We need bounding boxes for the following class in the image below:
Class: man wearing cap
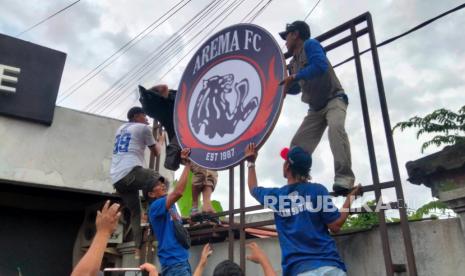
[279,20,355,195]
[245,143,361,276]
[144,148,192,276]
[110,106,165,257]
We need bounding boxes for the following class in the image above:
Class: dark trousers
[114,166,159,248]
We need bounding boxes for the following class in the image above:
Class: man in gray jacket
[280,20,355,195]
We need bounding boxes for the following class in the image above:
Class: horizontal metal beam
[323,28,369,52]
[315,12,369,43]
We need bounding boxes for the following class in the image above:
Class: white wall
[0,106,173,194]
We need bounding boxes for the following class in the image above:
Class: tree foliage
[342,200,449,231]
[393,105,465,152]
[342,200,379,231]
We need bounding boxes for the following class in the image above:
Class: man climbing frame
[110,106,165,259]
[280,20,355,195]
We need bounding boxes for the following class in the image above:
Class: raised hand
[245,143,258,163]
[96,200,121,236]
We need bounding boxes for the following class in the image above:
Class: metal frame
[195,12,417,275]
[147,12,417,276]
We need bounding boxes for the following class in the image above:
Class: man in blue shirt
[279,21,355,196]
[245,143,361,276]
[144,148,192,276]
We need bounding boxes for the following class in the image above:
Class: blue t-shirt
[252,182,346,276]
[148,196,189,267]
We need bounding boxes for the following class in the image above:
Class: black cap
[127,106,145,121]
[279,21,311,40]
[143,174,166,200]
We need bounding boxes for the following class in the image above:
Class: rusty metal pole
[366,13,418,276]
[239,162,246,272]
[228,167,235,261]
[350,24,394,276]
[145,119,160,264]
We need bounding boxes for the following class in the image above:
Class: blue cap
[280,146,312,174]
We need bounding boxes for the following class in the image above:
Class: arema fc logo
[174,24,285,170]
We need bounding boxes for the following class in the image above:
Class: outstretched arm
[245,143,258,194]
[193,243,213,276]
[165,148,191,209]
[71,201,121,276]
[247,242,276,276]
[327,184,362,233]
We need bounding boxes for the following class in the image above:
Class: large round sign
[174,23,285,170]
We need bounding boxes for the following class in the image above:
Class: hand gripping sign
[174,24,285,170]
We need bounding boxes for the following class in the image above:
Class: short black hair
[127,106,145,121]
[213,260,244,276]
[287,160,310,180]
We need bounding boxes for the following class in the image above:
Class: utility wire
[156,0,258,83]
[58,0,192,104]
[107,0,271,116]
[249,0,274,23]
[304,0,322,21]
[142,0,247,87]
[94,0,227,114]
[17,0,81,37]
[280,0,322,52]
[87,0,224,113]
[107,0,238,102]
[58,0,187,101]
[241,0,267,22]
[332,2,465,69]
[105,0,250,115]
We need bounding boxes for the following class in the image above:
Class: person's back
[110,106,163,257]
[253,182,345,275]
[246,144,361,276]
[111,122,154,183]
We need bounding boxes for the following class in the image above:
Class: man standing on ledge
[110,106,165,258]
[245,143,361,276]
[280,20,355,195]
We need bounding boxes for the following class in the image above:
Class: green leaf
[393,105,465,152]
[211,200,224,219]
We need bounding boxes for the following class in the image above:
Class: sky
[1,0,464,213]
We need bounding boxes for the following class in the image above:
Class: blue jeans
[297,266,347,276]
[161,261,192,276]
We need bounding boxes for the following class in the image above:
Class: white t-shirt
[110,122,156,184]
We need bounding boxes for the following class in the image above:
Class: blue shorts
[297,266,347,276]
[161,261,192,276]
